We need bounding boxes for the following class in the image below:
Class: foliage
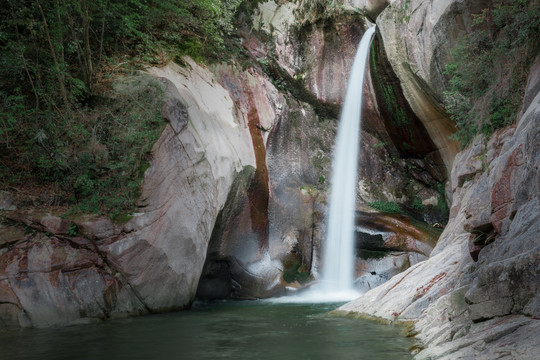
[368,200,401,214]
[1,76,165,217]
[0,0,241,108]
[411,196,425,211]
[67,222,78,236]
[66,81,165,217]
[0,0,242,216]
[443,0,540,147]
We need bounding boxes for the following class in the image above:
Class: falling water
[320,25,376,295]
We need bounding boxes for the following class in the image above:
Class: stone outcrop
[0,59,258,328]
[249,0,450,220]
[0,211,145,329]
[196,59,337,300]
[353,211,440,292]
[193,1,452,302]
[195,63,307,300]
[338,52,540,360]
[375,0,478,174]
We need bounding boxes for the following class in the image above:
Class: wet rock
[352,211,439,292]
[197,63,334,299]
[339,54,540,359]
[0,232,146,329]
[355,211,439,256]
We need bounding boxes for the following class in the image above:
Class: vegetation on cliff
[0,0,240,217]
[443,0,540,147]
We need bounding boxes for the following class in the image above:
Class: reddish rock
[39,215,71,235]
[242,32,267,60]
[491,144,524,234]
[80,217,117,240]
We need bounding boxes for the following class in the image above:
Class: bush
[1,78,166,217]
[368,200,402,214]
[411,196,425,211]
[0,0,243,217]
[443,0,540,147]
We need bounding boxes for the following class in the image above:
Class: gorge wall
[0,0,449,327]
[340,57,540,358]
[0,59,259,328]
[338,0,540,358]
[1,5,538,360]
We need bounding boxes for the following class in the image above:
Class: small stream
[0,301,412,360]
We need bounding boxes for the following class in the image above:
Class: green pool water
[0,301,413,360]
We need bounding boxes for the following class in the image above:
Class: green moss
[368,200,402,214]
[282,260,312,284]
[436,182,449,216]
[111,213,134,224]
[67,222,78,236]
[370,46,409,128]
[411,196,425,211]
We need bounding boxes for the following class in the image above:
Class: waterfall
[270,26,376,304]
[320,25,376,294]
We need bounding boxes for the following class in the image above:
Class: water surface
[0,301,412,360]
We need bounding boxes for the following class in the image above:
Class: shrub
[412,196,425,211]
[443,0,540,147]
[67,222,78,236]
[368,200,401,214]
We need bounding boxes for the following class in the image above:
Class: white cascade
[270,25,376,304]
[319,25,376,295]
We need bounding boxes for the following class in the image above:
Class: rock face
[338,45,540,360]
[376,0,474,174]
[0,59,258,328]
[1,2,458,326]
[353,211,440,292]
[0,211,146,329]
[196,58,338,300]
[6,0,525,336]
[102,61,255,311]
[194,1,452,302]
[250,0,449,218]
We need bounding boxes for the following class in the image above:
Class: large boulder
[0,212,145,329]
[353,211,440,292]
